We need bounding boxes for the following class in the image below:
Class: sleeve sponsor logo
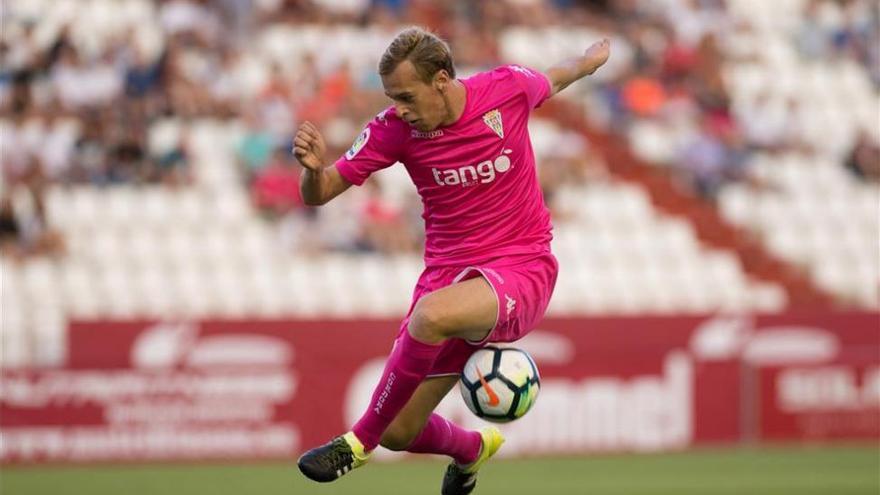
[345,127,371,160]
[509,65,536,78]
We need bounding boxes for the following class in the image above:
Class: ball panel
[513,382,540,418]
[520,349,541,383]
[474,377,515,416]
[458,379,478,415]
[480,413,515,424]
[499,349,538,384]
[461,348,498,384]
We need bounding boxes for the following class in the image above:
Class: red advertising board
[759,360,879,440]
[1,313,877,463]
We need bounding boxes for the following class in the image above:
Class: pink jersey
[335,65,553,267]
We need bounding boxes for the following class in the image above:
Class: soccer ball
[459,345,540,423]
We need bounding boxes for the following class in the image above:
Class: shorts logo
[505,295,516,317]
[345,127,370,160]
[483,268,504,285]
[483,109,504,139]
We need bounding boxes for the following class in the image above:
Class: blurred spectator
[844,132,880,183]
[737,92,786,151]
[159,0,222,39]
[795,0,880,85]
[296,60,357,127]
[796,0,829,60]
[147,112,192,186]
[69,111,109,183]
[107,125,149,184]
[237,110,277,176]
[678,114,751,199]
[621,73,666,117]
[51,45,122,111]
[207,46,248,117]
[124,44,164,99]
[1,0,877,260]
[357,178,419,255]
[0,184,65,260]
[311,0,370,21]
[0,194,23,258]
[38,112,79,181]
[250,149,303,218]
[256,62,297,143]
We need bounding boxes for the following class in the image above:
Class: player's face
[382,60,450,132]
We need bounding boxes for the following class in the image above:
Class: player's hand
[584,38,611,74]
[293,121,327,172]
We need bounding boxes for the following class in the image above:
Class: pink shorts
[395,251,559,377]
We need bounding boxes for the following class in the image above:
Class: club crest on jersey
[345,127,370,160]
[483,109,504,139]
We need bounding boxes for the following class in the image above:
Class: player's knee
[380,423,417,452]
[408,297,450,343]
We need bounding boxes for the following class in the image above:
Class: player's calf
[380,420,421,451]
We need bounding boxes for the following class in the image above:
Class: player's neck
[439,80,467,128]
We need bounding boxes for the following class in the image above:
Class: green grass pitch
[2,445,877,495]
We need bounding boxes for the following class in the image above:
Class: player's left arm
[544,38,611,97]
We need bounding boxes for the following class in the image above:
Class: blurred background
[1,0,878,494]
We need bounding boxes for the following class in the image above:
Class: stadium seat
[31,309,66,367]
[0,301,29,368]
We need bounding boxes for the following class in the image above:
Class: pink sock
[406,413,482,465]
[352,332,443,451]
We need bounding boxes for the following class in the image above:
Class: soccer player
[294,27,610,494]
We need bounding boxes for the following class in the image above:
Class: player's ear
[433,70,450,92]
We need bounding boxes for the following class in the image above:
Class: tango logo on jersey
[483,109,504,139]
[431,149,513,187]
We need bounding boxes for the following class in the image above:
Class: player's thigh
[409,276,497,343]
[382,375,459,450]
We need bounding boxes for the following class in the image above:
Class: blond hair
[379,27,455,82]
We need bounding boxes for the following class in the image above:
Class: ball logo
[432,149,513,187]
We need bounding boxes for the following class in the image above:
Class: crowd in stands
[1,0,877,259]
[606,0,878,198]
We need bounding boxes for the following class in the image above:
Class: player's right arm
[294,121,353,205]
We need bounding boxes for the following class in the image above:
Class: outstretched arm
[544,38,611,97]
[293,121,353,206]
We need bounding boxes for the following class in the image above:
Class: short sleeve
[335,110,404,186]
[505,65,552,109]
